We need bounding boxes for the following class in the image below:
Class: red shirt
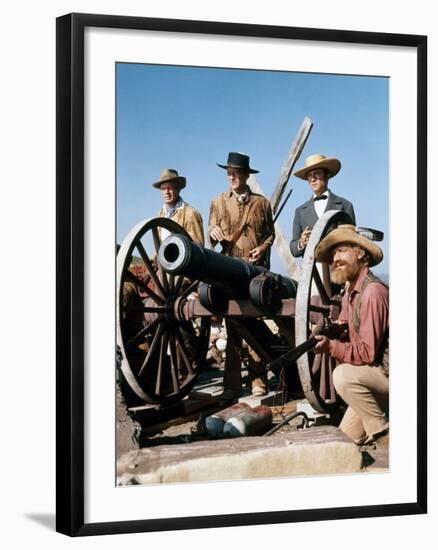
[330,267,389,365]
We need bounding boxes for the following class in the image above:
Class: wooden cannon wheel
[117,218,210,406]
[295,209,354,414]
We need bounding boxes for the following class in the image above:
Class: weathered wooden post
[269,116,314,215]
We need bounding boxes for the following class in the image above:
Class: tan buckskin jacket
[159,201,205,246]
[208,189,275,267]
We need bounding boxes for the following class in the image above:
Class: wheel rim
[295,209,353,413]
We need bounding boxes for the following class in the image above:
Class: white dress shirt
[313,189,330,218]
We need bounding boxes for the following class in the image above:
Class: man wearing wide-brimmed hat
[209,152,275,400]
[313,224,389,447]
[209,152,274,265]
[290,154,356,257]
[153,168,204,246]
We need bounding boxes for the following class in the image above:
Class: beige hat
[315,224,383,267]
[152,168,186,189]
[294,154,341,180]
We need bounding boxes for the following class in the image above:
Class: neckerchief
[163,196,184,218]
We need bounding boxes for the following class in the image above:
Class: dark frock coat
[290,191,356,257]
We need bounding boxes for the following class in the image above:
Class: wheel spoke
[125,269,165,305]
[154,331,169,396]
[175,328,194,375]
[319,353,328,400]
[173,275,184,296]
[136,240,166,298]
[126,316,161,349]
[152,226,170,294]
[168,273,175,293]
[329,357,337,402]
[138,321,165,376]
[180,279,199,300]
[321,263,332,299]
[151,225,161,254]
[312,352,322,375]
[168,333,180,394]
[312,264,331,305]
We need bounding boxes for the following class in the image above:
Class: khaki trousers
[333,363,389,445]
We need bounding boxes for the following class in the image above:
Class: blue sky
[116,63,389,276]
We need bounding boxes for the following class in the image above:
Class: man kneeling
[313,225,389,447]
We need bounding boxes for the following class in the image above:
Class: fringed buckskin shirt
[208,188,275,266]
[330,267,389,366]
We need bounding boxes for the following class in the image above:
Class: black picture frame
[56,12,427,537]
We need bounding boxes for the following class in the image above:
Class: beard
[330,262,360,285]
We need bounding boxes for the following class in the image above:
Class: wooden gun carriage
[117,209,354,415]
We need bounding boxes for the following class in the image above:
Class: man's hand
[314,334,332,354]
[209,225,226,243]
[248,245,263,264]
[299,226,312,250]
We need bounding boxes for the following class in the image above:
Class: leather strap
[222,199,255,256]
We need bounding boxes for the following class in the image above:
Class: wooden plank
[269,116,313,214]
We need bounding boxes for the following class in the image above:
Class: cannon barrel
[158,234,297,303]
[158,234,264,297]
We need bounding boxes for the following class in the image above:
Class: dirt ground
[119,362,388,472]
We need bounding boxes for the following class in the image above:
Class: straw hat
[294,154,341,180]
[152,169,186,189]
[315,224,383,267]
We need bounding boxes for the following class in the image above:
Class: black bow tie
[314,195,328,201]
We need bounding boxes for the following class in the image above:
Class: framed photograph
[56,12,427,536]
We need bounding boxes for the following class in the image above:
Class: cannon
[158,232,298,312]
[116,209,354,413]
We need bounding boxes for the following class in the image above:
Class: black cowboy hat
[217,152,259,174]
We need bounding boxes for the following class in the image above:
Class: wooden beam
[269,116,313,214]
